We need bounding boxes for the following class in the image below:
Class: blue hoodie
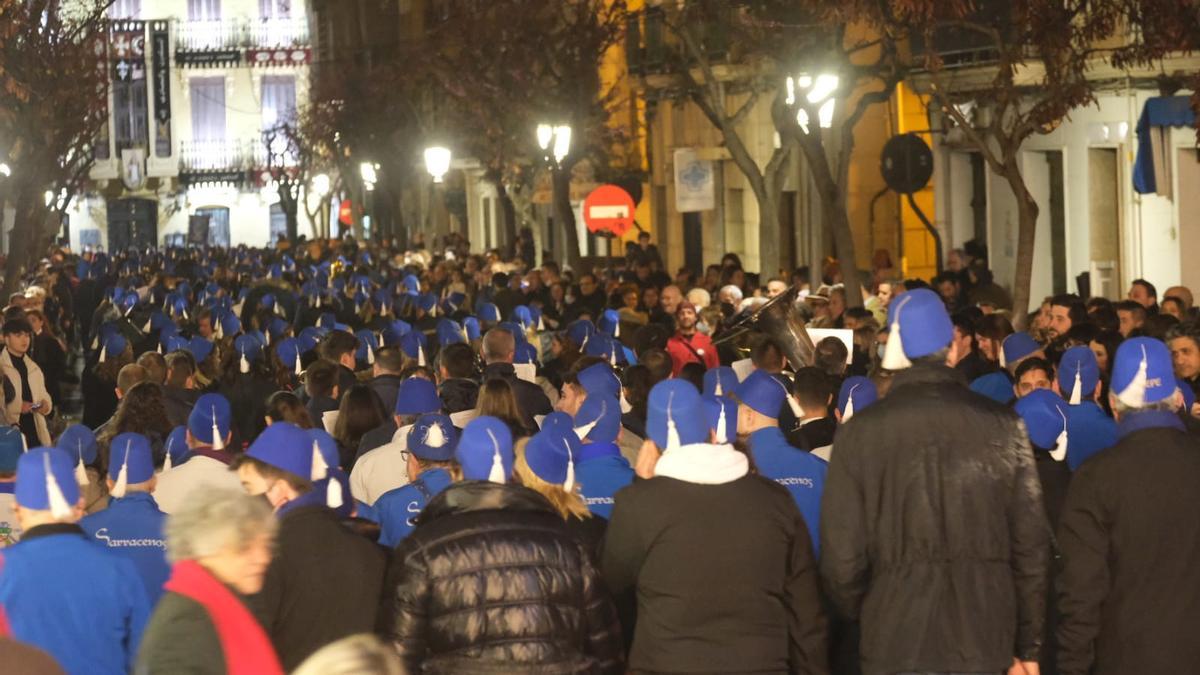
[747,426,827,554]
[575,442,634,520]
[79,492,169,607]
[0,524,150,675]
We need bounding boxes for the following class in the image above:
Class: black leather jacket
[382,481,624,674]
[820,364,1050,675]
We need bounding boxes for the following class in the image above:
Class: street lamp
[424,146,452,183]
[0,163,10,177]
[311,172,330,196]
[786,73,839,133]
[359,162,378,191]
[536,123,572,165]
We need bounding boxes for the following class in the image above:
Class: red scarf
[163,560,282,675]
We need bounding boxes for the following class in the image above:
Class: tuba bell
[714,285,815,371]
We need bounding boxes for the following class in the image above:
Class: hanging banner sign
[673,148,715,212]
[151,22,172,158]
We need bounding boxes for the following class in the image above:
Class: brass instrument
[713,286,815,371]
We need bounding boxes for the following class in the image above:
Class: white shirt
[350,424,413,506]
[154,454,243,514]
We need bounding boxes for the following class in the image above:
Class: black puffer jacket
[820,364,1050,675]
[382,481,623,674]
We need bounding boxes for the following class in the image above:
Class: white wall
[935,86,1193,313]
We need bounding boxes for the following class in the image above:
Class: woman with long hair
[474,378,529,439]
[513,431,605,560]
[974,313,1014,368]
[26,309,66,411]
[264,391,314,429]
[332,384,388,471]
[96,381,173,472]
[82,333,133,429]
[218,337,278,447]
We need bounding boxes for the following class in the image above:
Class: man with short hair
[373,414,459,547]
[949,312,991,382]
[481,327,552,432]
[1164,285,1194,314]
[786,367,837,453]
[666,302,718,376]
[1115,300,1147,337]
[236,422,386,670]
[1048,294,1087,343]
[0,447,150,674]
[1167,321,1200,400]
[93,364,151,439]
[437,342,480,415]
[154,393,241,514]
[368,345,406,414]
[766,278,789,298]
[1127,278,1158,311]
[161,350,199,427]
[1014,357,1055,399]
[319,330,360,396]
[135,351,167,385]
[650,284,683,330]
[1056,337,1200,674]
[79,432,169,605]
[821,288,1048,675]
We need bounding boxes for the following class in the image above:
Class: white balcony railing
[174,17,310,52]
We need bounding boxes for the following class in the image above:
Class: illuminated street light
[424,146,452,183]
[311,173,330,196]
[536,123,572,166]
[0,163,10,177]
[786,73,839,133]
[359,162,378,191]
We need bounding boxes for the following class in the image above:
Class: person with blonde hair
[137,488,281,674]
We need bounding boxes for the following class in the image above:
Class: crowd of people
[0,233,1196,675]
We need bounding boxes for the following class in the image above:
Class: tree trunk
[802,142,865,308]
[278,182,299,242]
[751,185,781,279]
[1005,164,1039,330]
[3,190,38,297]
[552,168,582,272]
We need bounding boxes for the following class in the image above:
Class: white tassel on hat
[779,379,804,418]
[666,392,682,451]
[182,308,189,320]
[562,437,576,492]
[714,380,723,397]
[881,295,914,371]
[715,401,728,444]
[74,441,89,486]
[142,317,152,333]
[417,344,426,367]
[239,350,250,374]
[1051,407,1069,462]
[619,391,633,414]
[210,406,226,451]
[486,429,506,484]
[156,342,163,354]
[1069,366,1083,405]
[20,431,27,453]
[366,343,376,366]
[614,322,620,338]
[999,345,1008,370]
[214,322,224,340]
[111,442,130,499]
[1117,345,1149,408]
[45,452,73,520]
[424,421,447,448]
[609,349,617,367]
[311,440,329,481]
[326,476,344,509]
[162,444,173,472]
[537,315,544,331]
[294,347,303,376]
[91,335,99,350]
[844,385,858,421]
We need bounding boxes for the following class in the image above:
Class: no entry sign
[583,184,635,237]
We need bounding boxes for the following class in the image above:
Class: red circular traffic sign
[583,184,635,237]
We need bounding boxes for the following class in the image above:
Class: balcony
[179,138,298,186]
[175,17,310,54]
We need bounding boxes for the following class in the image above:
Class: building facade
[58,0,312,251]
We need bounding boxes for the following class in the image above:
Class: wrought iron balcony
[174,17,310,53]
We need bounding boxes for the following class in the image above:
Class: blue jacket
[375,468,454,548]
[80,492,169,607]
[0,524,150,675]
[747,426,827,553]
[575,442,634,520]
[1066,401,1118,471]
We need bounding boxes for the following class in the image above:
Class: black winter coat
[602,472,828,674]
[820,364,1050,675]
[1055,418,1200,675]
[439,377,480,414]
[381,481,624,675]
[369,374,404,415]
[482,363,553,434]
[252,503,387,671]
[135,592,229,675]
